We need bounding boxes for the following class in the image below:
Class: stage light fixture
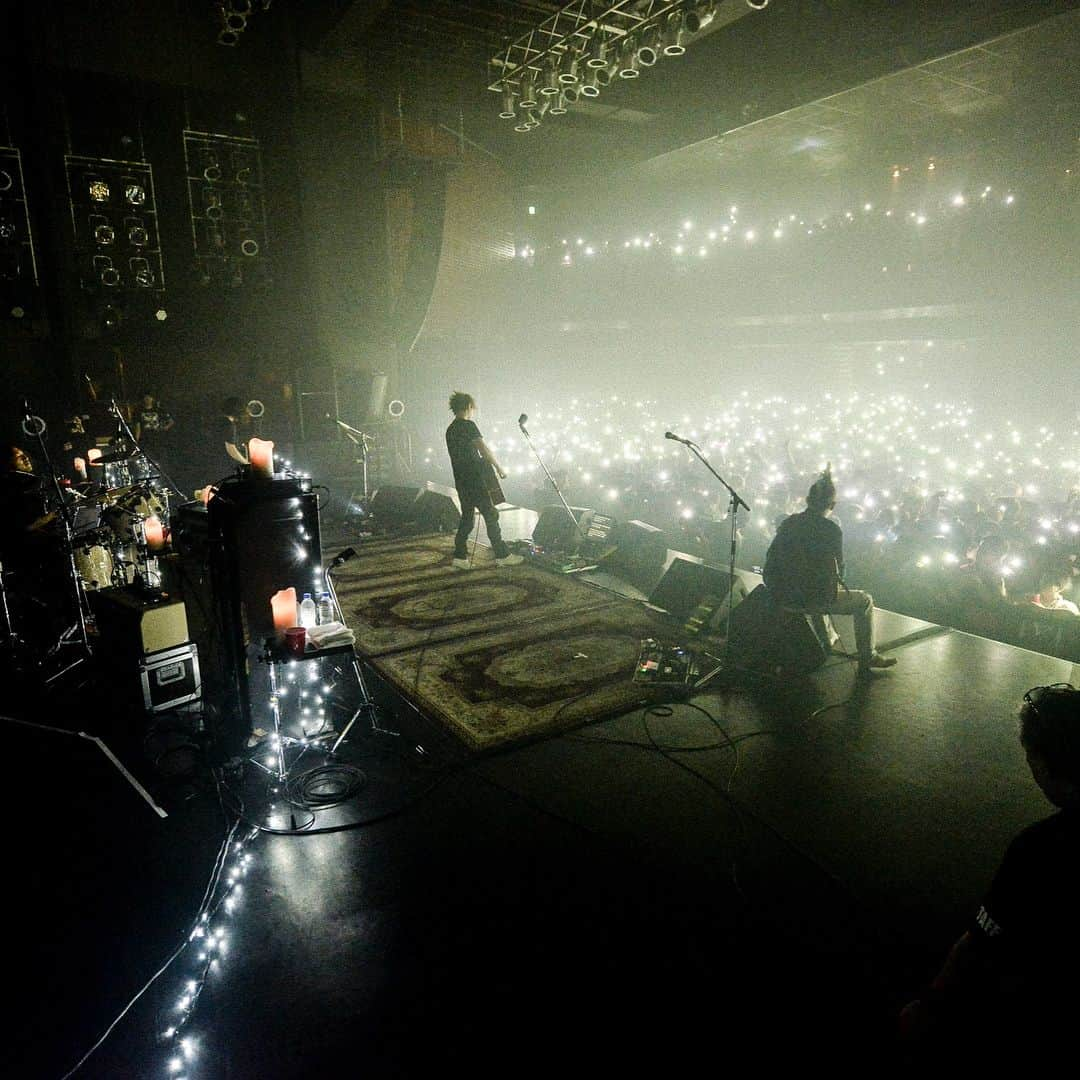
[558,53,580,84]
[637,26,661,67]
[499,89,516,119]
[88,179,110,203]
[93,223,116,245]
[562,84,580,104]
[0,170,14,192]
[595,61,616,87]
[124,182,147,205]
[240,237,260,257]
[549,92,568,116]
[514,119,531,133]
[217,28,240,46]
[618,39,641,79]
[580,71,601,97]
[746,0,769,9]
[519,76,538,109]
[686,3,717,32]
[541,57,560,95]
[662,12,687,56]
[586,34,608,69]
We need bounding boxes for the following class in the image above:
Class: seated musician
[763,465,897,674]
[445,392,522,569]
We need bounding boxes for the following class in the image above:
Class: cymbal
[28,512,57,532]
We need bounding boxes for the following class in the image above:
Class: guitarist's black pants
[455,489,510,560]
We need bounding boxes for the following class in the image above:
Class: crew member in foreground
[445,392,522,569]
[898,683,1079,1055]
[763,465,896,673]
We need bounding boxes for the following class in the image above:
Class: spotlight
[686,3,717,33]
[580,71,601,97]
[746,0,770,8]
[0,170,12,192]
[558,53,580,84]
[131,259,155,287]
[637,25,661,67]
[217,28,240,46]
[586,34,608,69]
[127,223,148,246]
[618,39,641,79]
[519,76,538,110]
[549,92,568,116]
[662,13,687,56]
[562,84,580,104]
[240,237,260,257]
[88,179,111,203]
[595,62,617,87]
[124,182,146,206]
[93,223,116,245]
[499,89,516,119]
[540,57,560,96]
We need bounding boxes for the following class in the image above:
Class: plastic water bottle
[317,591,334,625]
[299,592,317,630]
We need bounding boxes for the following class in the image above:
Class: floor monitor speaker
[369,485,422,529]
[414,484,461,532]
[531,505,595,553]
[648,556,743,622]
[602,519,668,588]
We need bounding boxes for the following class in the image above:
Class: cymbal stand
[22,405,92,683]
[108,397,185,503]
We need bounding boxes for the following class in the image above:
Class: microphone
[518,413,528,427]
[664,431,690,445]
[330,546,356,568]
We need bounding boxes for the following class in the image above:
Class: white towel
[306,621,356,650]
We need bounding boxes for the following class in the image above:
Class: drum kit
[2,401,177,685]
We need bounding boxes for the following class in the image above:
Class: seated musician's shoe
[495,553,524,567]
[858,652,897,674]
[452,557,472,570]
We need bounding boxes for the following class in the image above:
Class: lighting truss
[487,1,686,97]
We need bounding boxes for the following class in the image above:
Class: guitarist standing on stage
[446,391,523,569]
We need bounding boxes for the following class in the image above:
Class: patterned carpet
[333,534,676,750]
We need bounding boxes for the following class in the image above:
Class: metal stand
[518,416,588,550]
[21,405,93,685]
[107,396,184,505]
[663,433,752,691]
[324,558,397,747]
[335,418,374,521]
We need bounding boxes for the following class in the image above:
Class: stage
[9,521,1076,1076]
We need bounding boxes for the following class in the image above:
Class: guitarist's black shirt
[446,418,486,496]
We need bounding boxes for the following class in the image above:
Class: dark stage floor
[7,522,1076,1078]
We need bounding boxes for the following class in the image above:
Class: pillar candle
[195,485,217,506]
[73,457,87,480]
[270,587,298,642]
[87,448,102,464]
[248,438,275,478]
[144,514,166,551]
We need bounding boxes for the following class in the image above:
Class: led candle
[73,457,87,480]
[270,587,297,643]
[248,438,274,478]
[144,514,166,551]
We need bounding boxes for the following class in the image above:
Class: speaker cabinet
[602,519,668,588]
[648,557,742,622]
[414,483,461,532]
[90,586,190,660]
[369,485,422,530]
[531,505,596,553]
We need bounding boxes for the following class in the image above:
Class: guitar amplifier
[139,643,201,713]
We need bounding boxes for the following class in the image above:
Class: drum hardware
[19,401,93,684]
[105,395,185,507]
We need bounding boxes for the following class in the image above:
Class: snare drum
[74,532,115,591]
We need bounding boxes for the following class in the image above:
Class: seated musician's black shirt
[445,418,485,496]
[763,510,843,607]
[972,808,1078,983]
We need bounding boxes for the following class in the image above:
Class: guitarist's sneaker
[495,554,524,567]
[452,558,472,570]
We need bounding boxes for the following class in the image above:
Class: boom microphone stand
[108,397,184,502]
[663,431,751,689]
[518,413,588,550]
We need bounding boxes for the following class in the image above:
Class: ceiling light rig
[489,1,764,133]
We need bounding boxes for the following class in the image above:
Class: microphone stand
[518,418,588,551]
[335,418,374,516]
[668,434,751,690]
[108,398,184,502]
